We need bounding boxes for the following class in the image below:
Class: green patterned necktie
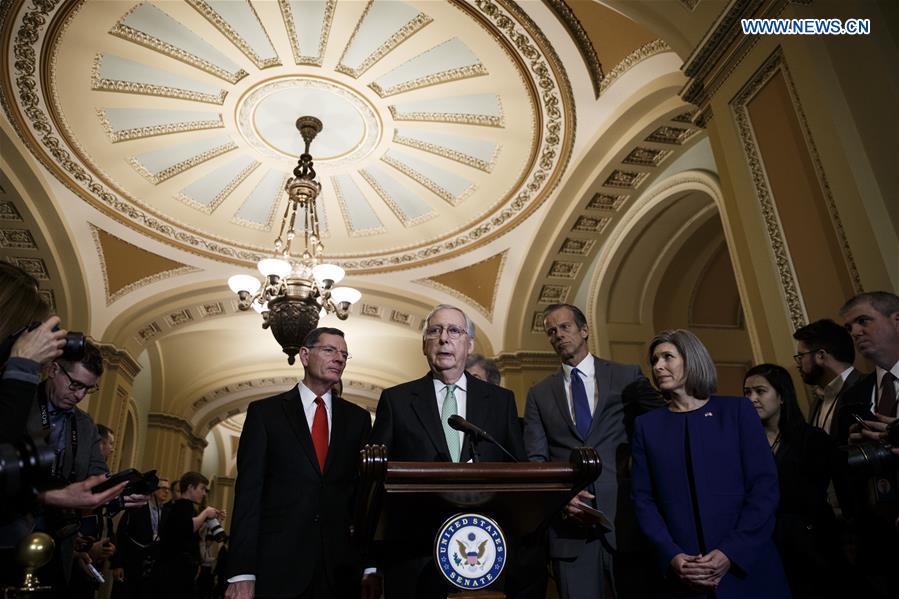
[442,383,460,462]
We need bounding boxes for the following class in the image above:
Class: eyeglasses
[792,349,819,364]
[424,325,468,340]
[55,362,99,394]
[308,345,351,360]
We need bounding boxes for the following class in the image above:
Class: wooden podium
[355,445,601,597]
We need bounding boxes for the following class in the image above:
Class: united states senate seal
[434,513,506,590]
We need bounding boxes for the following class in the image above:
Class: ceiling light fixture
[228,116,360,364]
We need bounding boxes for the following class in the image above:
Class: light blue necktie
[571,368,592,438]
[442,383,460,462]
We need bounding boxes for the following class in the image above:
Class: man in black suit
[837,291,899,599]
[523,304,662,599]
[792,318,862,440]
[111,477,171,599]
[369,304,525,598]
[226,327,372,599]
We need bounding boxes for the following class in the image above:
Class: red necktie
[311,397,328,471]
[877,372,897,417]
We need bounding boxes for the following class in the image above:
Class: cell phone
[91,468,141,494]
[852,413,876,431]
[79,514,100,539]
[86,563,105,584]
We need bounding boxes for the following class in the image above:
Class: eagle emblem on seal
[455,533,488,566]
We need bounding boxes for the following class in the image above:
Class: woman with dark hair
[743,363,848,599]
[0,261,67,443]
[631,330,789,598]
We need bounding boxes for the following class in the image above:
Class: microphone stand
[467,433,480,463]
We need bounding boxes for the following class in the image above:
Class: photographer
[154,472,225,599]
[838,291,899,599]
[112,477,171,599]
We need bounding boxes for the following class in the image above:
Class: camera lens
[61,332,85,362]
[0,436,55,500]
[847,441,898,475]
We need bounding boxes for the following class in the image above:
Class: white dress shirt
[561,353,598,421]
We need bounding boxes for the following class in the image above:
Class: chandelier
[227,116,360,364]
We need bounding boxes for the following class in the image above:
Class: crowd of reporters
[0,262,228,598]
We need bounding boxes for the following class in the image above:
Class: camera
[205,518,227,542]
[102,470,159,516]
[846,419,899,475]
[0,435,55,506]
[0,320,85,364]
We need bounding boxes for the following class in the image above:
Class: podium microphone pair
[447,415,519,462]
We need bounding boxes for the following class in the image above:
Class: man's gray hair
[648,329,717,399]
[466,353,500,385]
[839,291,899,318]
[422,304,476,340]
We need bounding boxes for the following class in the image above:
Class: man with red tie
[226,327,372,599]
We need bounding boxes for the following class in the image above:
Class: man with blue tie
[524,304,662,599]
[370,304,525,598]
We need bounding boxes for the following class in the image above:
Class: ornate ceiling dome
[3,0,574,272]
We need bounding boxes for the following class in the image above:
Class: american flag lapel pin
[704,411,713,417]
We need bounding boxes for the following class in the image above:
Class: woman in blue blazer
[631,329,790,598]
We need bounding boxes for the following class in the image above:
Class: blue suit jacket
[631,395,790,598]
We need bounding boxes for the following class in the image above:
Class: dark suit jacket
[25,384,107,582]
[523,355,662,556]
[631,396,790,598]
[368,372,525,597]
[227,386,372,597]
[808,367,864,441]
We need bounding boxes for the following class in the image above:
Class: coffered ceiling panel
[4,0,573,273]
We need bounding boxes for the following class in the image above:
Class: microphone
[447,415,519,462]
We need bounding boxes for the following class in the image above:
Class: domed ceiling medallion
[2,0,574,273]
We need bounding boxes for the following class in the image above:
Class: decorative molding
[544,0,603,98]
[0,228,37,249]
[97,109,223,143]
[186,0,280,70]
[193,376,296,410]
[681,0,797,123]
[623,147,672,167]
[731,48,806,328]
[38,289,56,313]
[646,126,699,145]
[679,0,700,10]
[175,160,260,215]
[134,322,162,344]
[336,2,433,78]
[331,177,386,238]
[599,39,671,95]
[548,260,581,279]
[97,342,141,380]
[0,202,23,221]
[538,284,569,304]
[129,143,237,185]
[147,412,207,449]
[91,54,226,105]
[603,170,648,189]
[5,256,49,279]
[371,63,488,98]
[278,0,335,66]
[587,193,628,211]
[388,105,504,128]
[109,5,248,84]
[393,132,498,173]
[89,224,198,306]
[731,48,861,326]
[360,303,382,318]
[559,238,595,255]
[572,215,611,234]
[416,250,508,320]
[359,169,436,227]
[382,155,474,207]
